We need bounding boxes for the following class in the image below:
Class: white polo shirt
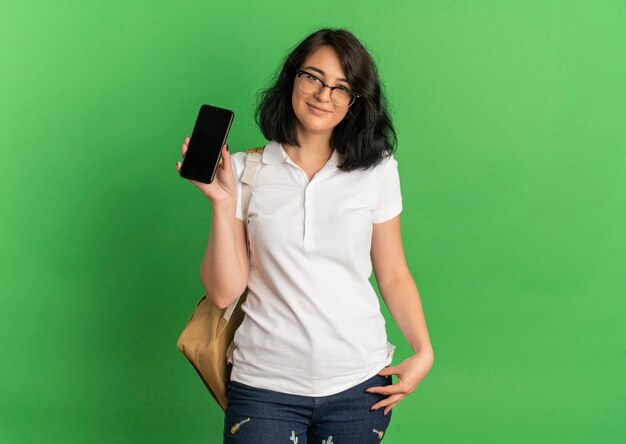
[227,140,403,396]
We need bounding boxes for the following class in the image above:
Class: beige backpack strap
[240,146,265,216]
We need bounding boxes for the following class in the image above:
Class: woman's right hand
[175,136,237,207]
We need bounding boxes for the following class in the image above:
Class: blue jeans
[223,373,393,443]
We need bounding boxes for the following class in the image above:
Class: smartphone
[179,104,234,184]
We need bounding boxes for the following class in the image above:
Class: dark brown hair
[255,28,397,171]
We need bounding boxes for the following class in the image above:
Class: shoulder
[229,151,247,180]
[230,150,247,165]
[365,153,399,179]
[229,145,267,180]
[382,153,399,168]
[229,145,266,163]
[230,150,248,163]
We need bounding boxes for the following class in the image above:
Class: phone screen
[179,104,234,184]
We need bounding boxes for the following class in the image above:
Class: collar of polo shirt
[262,141,340,170]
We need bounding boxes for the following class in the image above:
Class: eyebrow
[302,66,349,84]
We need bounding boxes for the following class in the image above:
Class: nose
[315,85,332,102]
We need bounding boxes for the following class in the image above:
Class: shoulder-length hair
[255,28,397,171]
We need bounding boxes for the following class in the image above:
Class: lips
[307,103,331,113]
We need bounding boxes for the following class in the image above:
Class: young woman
[176,28,433,443]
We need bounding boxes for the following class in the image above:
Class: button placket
[288,163,311,249]
[303,185,313,250]
[286,159,334,251]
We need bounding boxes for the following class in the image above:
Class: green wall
[1,1,624,442]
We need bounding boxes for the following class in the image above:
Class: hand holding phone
[175,105,237,206]
[180,104,234,184]
[177,137,237,206]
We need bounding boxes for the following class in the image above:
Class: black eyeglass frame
[295,69,362,107]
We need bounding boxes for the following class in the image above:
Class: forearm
[200,202,246,308]
[379,272,434,358]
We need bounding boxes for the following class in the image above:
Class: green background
[1,1,624,442]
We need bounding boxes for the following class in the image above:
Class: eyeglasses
[296,69,360,108]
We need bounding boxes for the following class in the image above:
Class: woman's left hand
[366,350,434,415]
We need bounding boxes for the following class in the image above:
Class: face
[291,45,353,136]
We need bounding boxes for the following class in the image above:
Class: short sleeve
[372,155,403,223]
[230,152,246,221]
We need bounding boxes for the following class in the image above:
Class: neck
[283,124,333,165]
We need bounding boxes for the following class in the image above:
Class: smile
[307,103,331,115]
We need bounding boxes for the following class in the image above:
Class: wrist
[211,198,237,221]
[412,343,434,360]
[416,349,434,368]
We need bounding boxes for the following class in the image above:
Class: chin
[296,112,339,133]
[299,120,336,134]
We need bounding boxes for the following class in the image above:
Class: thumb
[378,365,395,376]
[220,144,232,172]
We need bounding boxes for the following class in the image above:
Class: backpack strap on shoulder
[246,146,265,155]
[240,146,265,215]
[241,146,265,186]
